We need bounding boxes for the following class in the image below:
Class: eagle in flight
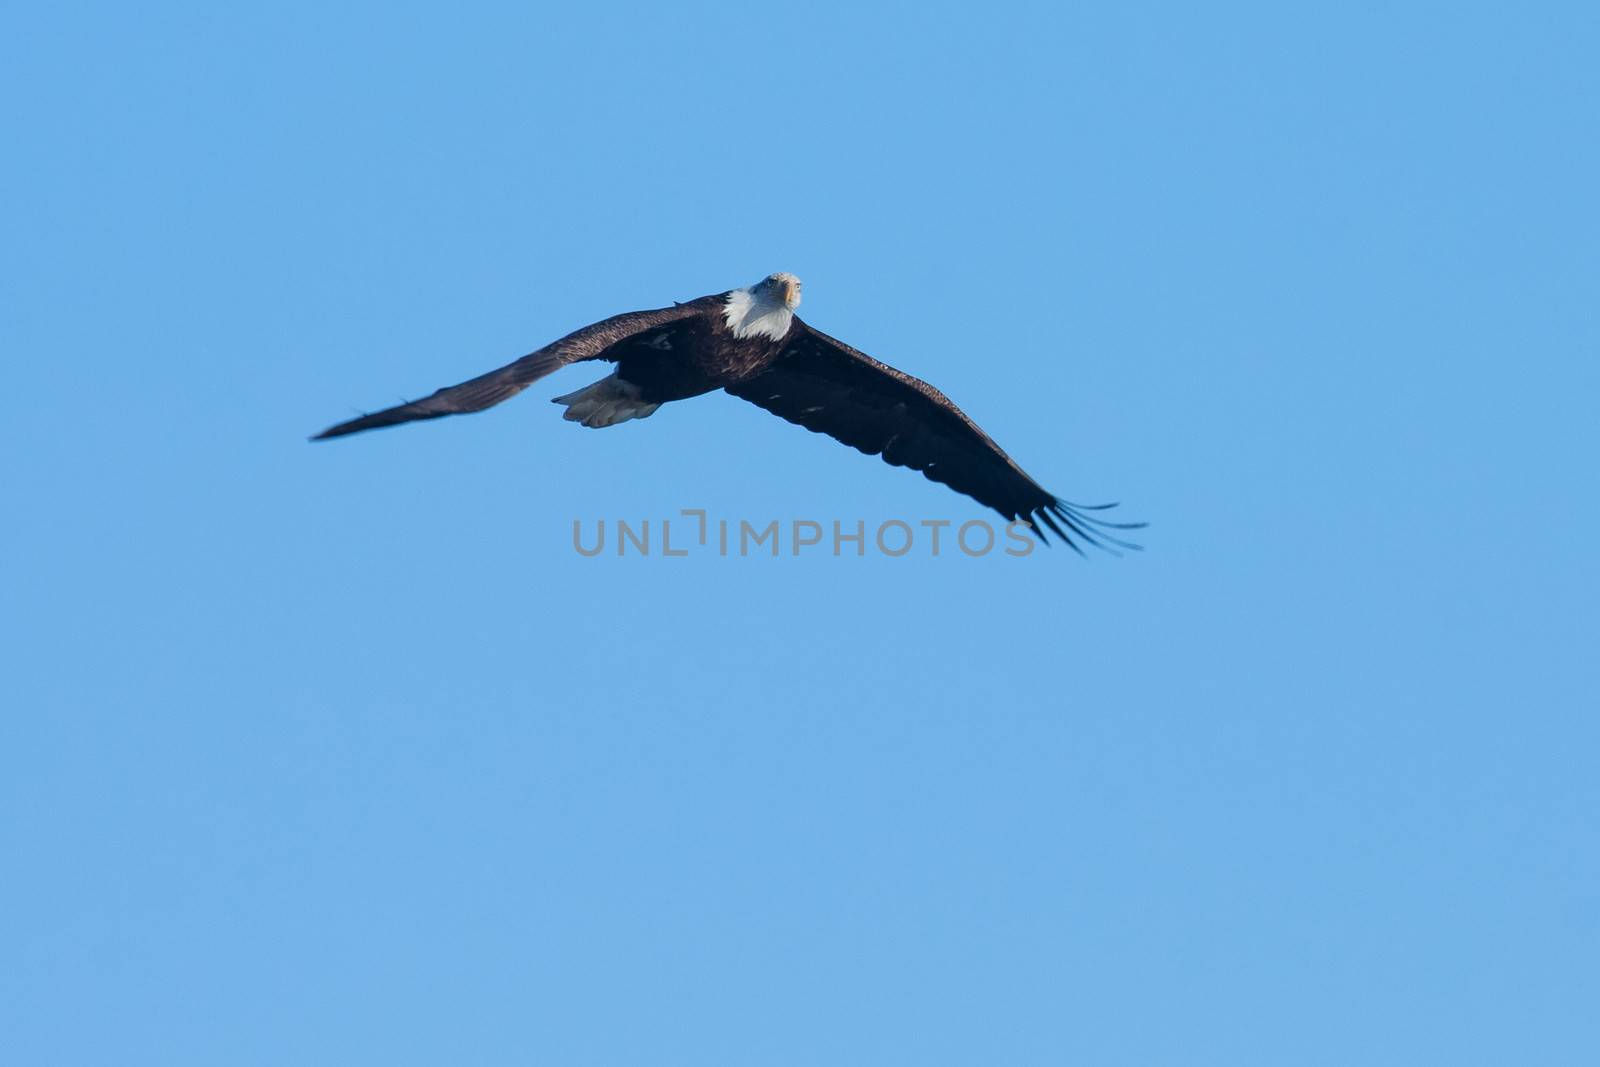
[313,273,1143,553]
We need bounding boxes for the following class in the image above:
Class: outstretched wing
[725,319,1143,553]
[312,299,715,440]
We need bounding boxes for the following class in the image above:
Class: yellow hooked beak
[781,277,801,308]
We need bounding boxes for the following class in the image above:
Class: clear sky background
[4,3,1597,1064]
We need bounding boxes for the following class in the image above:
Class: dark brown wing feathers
[726,320,1143,553]
[311,301,710,440]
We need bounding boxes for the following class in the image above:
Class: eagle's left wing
[725,319,1143,552]
[312,299,714,440]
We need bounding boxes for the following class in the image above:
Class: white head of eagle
[724,272,802,341]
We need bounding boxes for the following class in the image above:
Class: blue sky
[3,2,1597,1063]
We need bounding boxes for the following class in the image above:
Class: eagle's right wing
[311,298,716,440]
[726,319,1144,553]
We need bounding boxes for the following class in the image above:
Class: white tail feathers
[551,373,661,428]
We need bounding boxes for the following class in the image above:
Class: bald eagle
[312,273,1143,553]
